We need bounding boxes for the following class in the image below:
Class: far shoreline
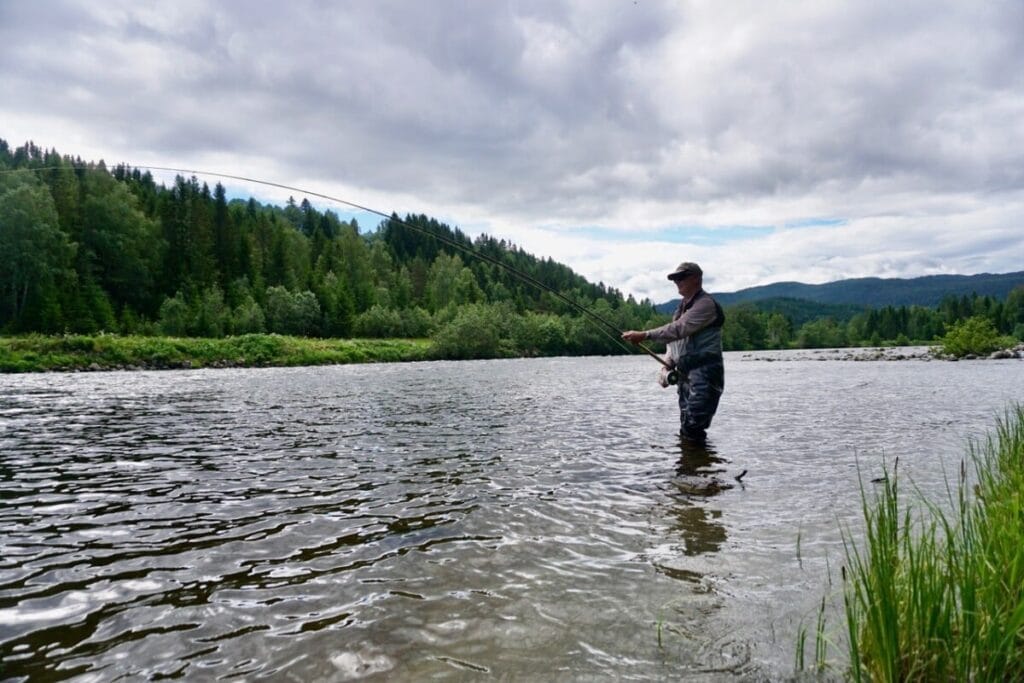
[740,343,1024,363]
[2,334,1021,374]
[0,334,434,374]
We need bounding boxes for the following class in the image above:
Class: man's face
[674,273,700,299]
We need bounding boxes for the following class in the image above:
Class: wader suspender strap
[676,290,725,371]
[679,290,726,328]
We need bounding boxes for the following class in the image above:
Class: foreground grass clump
[0,334,433,372]
[829,406,1024,681]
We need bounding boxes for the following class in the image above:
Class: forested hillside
[720,292,1024,350]
[0,140,662,358]
[3,139,1022,357]
[717,272,1024,308]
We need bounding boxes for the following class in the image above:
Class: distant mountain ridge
[655,271,1024,314]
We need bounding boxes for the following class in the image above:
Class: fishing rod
[3,163,673,371]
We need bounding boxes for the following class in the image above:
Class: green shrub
[512,313,566,355]
[231,296,266,334]
[59,335,96,352]
[352,305,405,338]
[400,306,434,337]
[226,334,285,363]
[265,287,321,336]
[158,293,191,336]
[937,316,1014,357]
[431,304,503,359]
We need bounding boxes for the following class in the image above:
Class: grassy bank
[0,334,434,372]
[808,406,1024,680]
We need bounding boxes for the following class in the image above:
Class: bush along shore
[0,334,433,373]
[2,334,1023,373]
[746,316,1023,361]
[800,406,1024,680]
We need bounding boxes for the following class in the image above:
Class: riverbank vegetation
[0,141,662,359]
[2,140,1022,366]
[721,290,1024,353]
[0,333,433,373]
[802,407,1024,680]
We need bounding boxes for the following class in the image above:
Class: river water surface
[1,352,1021,680]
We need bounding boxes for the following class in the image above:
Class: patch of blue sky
[567,224,774,246]
[783,217,847,229]
[221,184,384,229]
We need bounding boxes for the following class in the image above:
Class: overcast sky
[2,1,1022,302]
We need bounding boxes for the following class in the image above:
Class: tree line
[3,140,1022,358]
[0,141,664,358]
[723,292,1024,351]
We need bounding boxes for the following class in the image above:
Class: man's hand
[621,330,647,344]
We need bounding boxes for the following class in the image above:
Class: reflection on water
[0,355,1021,680]
[671,439,730,556]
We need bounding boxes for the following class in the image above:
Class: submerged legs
[677,363,724,442]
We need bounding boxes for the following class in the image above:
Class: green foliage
[352,305,404,338]
[265,286,321,336]
[400,307,433,337]
[716,293,1018,352]
[824,407,1024,680]
[194,286,229,337]
[317,270,355,337]
[0,333,432,372]
[78,173,161,313]
[3,139,1020,360]
[765,312,792,348]
[796,317,847,349]
[0,171,75,331]
[224,333,285,364]
[231,295,266,334]
[511,312,567,356]
[351,305,433,339]
[431,303,508,359]
[1006,287,1024,338]
[158,292,191,336]
[425,253,483,311]
[722,304,766,351]
[938,316,1014,358]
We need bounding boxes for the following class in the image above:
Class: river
[1,352,1021,680]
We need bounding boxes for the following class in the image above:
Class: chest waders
[674,291,725,441]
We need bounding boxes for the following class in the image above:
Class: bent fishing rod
[6,163,673,370]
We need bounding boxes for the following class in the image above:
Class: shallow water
[1,353,1021,680]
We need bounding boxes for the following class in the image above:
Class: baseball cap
[667,262,702,281]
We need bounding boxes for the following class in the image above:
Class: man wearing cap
[622,262,725,442]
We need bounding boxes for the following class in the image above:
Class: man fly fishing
[622,262,725,443]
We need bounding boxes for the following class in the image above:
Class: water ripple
[1,357,1021,679]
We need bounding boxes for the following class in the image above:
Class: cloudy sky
[2,1,1022,302]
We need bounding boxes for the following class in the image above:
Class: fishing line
[2,163,671,368]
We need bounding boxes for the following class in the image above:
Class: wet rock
[673,475,733,495]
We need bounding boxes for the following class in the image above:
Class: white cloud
[1,0,1022,303]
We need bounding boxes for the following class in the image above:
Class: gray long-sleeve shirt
[645,291,719,343]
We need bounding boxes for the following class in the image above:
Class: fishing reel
[658,366,680,387]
